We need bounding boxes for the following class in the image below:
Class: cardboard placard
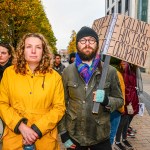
[92,14,150,68]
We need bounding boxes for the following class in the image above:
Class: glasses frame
[79,38,96,44]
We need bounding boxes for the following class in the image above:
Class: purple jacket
[123,64,139,116]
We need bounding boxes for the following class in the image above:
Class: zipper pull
[85,84,88,91]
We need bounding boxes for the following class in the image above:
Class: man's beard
[77,46,98,61]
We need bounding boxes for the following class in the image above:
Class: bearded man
[58,26,123,150]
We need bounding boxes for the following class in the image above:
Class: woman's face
[120,61,128,70]
[24,37,43,66]
[0,46,11,66]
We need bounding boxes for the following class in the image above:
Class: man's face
[54,56,61,65]
[77,36,98,61]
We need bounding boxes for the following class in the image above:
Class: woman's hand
[18,122,39,145]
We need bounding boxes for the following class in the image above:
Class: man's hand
[18,122,39,145]
[64,139,76,149]
[93,90,105,103]
[93,89,109,106]
[60,131,76,149]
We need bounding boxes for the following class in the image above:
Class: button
[31,76,33,78]
[83,101,85,103]
[30,92,32,94]
[74,85,76,87]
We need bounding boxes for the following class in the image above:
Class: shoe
[122,140,133,150]
[114,142,126,150]
[128,127,137,133]
[127,132,135,138]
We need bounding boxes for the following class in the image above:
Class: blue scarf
[75,53,100,83]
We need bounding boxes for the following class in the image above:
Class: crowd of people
[0,26,142,150]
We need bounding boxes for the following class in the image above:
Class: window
[111,6,114,13]
[107,0,109,8]
[118,0,121,13]
[125,0,129,12]
[112,0,115,3]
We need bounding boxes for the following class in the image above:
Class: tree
[67,30,77,54]
[0,0,57,53]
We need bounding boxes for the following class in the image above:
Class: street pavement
[0,73,150,150]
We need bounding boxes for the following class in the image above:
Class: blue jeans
[110,111,121,144]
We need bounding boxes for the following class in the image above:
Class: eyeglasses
[79,38,96,44]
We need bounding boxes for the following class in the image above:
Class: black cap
[76,26,99,45]
[69,52,76,58]
[69,52,76,64]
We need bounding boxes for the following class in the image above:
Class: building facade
[105,0,150,73]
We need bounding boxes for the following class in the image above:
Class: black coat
[0,59,11,81]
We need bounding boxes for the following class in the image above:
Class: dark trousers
[115,115,129,142]
[67,138,112,150]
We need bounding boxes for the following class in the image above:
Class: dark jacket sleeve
[107,66,124,112]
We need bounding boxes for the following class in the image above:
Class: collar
[26,64,45,77]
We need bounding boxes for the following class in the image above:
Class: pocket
[87,112,110,141]
[104,82,110,93]
[67,81,79,99]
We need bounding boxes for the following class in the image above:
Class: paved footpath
[129,108,150,150]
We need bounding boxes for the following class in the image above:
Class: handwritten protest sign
[92,14,150,68]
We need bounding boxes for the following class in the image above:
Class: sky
[42,0,105,50]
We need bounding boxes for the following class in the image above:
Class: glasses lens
[89,39,95,44]
[80,39,86,44]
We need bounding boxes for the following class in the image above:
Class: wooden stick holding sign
[92,56,111,113]
[92,14,118,114]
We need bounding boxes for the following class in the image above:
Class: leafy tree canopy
[67,30,77,54]
[0,0,57,53]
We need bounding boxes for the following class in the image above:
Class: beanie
[69,52,76,64]
[76,26,99,45]
[69,52,76,58]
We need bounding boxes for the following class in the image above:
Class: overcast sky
[42,0,105,50]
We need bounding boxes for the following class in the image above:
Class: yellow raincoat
[0,65,65,150]
[117,71,125,113]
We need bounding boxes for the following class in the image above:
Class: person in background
[109,57,125,145]
[0,43,15,81]
[69,52,76,64]
[58,26,123,150]
[53,54,65,75]
[115,61,139,150]
[0,33,65,150]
